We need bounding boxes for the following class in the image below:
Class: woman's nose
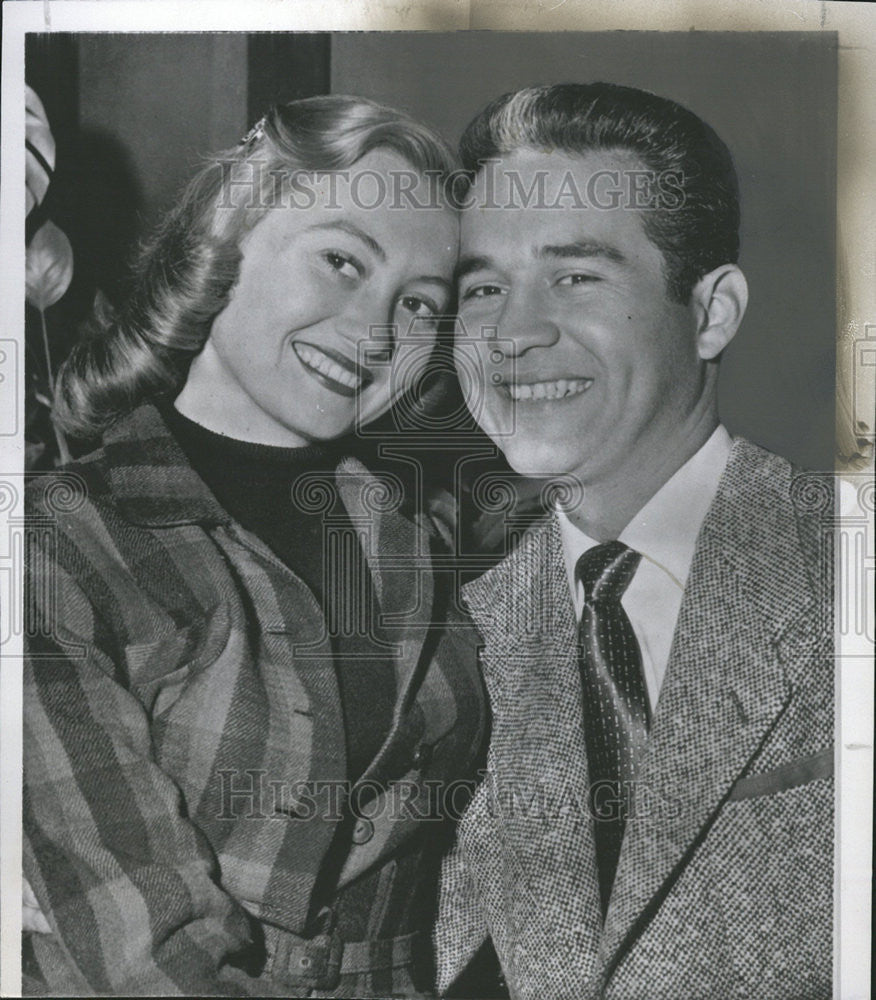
[334,296,388,350]
[497,289,560,357]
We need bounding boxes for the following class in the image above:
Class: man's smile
[501,377,594,402]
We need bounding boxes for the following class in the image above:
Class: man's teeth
[506,378,592,401]
[294,344,362,390]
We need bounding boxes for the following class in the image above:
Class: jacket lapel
[110,408,438,791]
[602,440,814,974]
[462,516,604,983]
[334,461,437,790]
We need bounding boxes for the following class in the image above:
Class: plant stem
[39,308,72,465]
[39,308,54,395]
[54,428,73,465]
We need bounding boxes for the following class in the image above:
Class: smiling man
[437,83,834,1000]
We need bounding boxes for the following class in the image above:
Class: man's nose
[497,289,560,356]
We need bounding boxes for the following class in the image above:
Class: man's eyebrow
[540,240,626,264]
[307,221,386,262]
[454,242,626,284]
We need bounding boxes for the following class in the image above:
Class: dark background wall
[25,33,326,304]
[26,31,836,470]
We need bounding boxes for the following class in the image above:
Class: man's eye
[461,284,504,301]
[557,273,598,286]
[323,251,360,279]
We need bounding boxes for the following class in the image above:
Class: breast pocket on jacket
[710,770,833,1000]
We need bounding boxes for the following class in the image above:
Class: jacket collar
[463,437,812,710]
[104,403,380,530]
[104,403,234,527]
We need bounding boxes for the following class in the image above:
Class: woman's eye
[323,251,360,280]
[399,295,440,320]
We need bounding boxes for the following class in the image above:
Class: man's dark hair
[458,82,740,303]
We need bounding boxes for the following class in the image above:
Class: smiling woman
[23,96,485,998]
[53,98,459,444]
[174,148,457,446]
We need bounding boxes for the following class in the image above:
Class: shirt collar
[557,425,733,596]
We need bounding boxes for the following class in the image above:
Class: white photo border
[2,3,873,998]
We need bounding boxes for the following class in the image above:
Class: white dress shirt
[556,426,733,713]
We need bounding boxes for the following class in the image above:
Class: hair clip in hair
[240,117,266,146]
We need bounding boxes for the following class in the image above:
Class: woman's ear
[690,264,749,361]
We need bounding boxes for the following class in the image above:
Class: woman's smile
[292,341,373,396]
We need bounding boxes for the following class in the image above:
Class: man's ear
[690,264,748,361]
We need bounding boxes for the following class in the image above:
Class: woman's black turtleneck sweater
[163,404,395,784]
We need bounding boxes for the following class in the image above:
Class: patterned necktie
[576,541,650,915]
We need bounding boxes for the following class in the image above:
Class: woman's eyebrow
[415,275,453,297]
[454,254,494,283]
[307,220,387,261]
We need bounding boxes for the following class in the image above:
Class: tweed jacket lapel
[601,439,813,975]
[461,515,604,984]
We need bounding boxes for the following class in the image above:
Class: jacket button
[352,818,374,845]
[412,742,432,770]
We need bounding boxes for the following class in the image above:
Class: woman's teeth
[506,378,592,401]
[294,344,363,390]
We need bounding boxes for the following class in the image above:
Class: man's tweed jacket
[435,439,834,1000]
[23,404,485,997]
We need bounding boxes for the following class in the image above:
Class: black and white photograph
[1,3,873,998]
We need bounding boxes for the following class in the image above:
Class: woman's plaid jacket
[23,403,486,996]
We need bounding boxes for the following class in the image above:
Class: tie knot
[575,541,640,605]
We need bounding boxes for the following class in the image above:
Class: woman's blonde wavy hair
[54,95,459,440]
